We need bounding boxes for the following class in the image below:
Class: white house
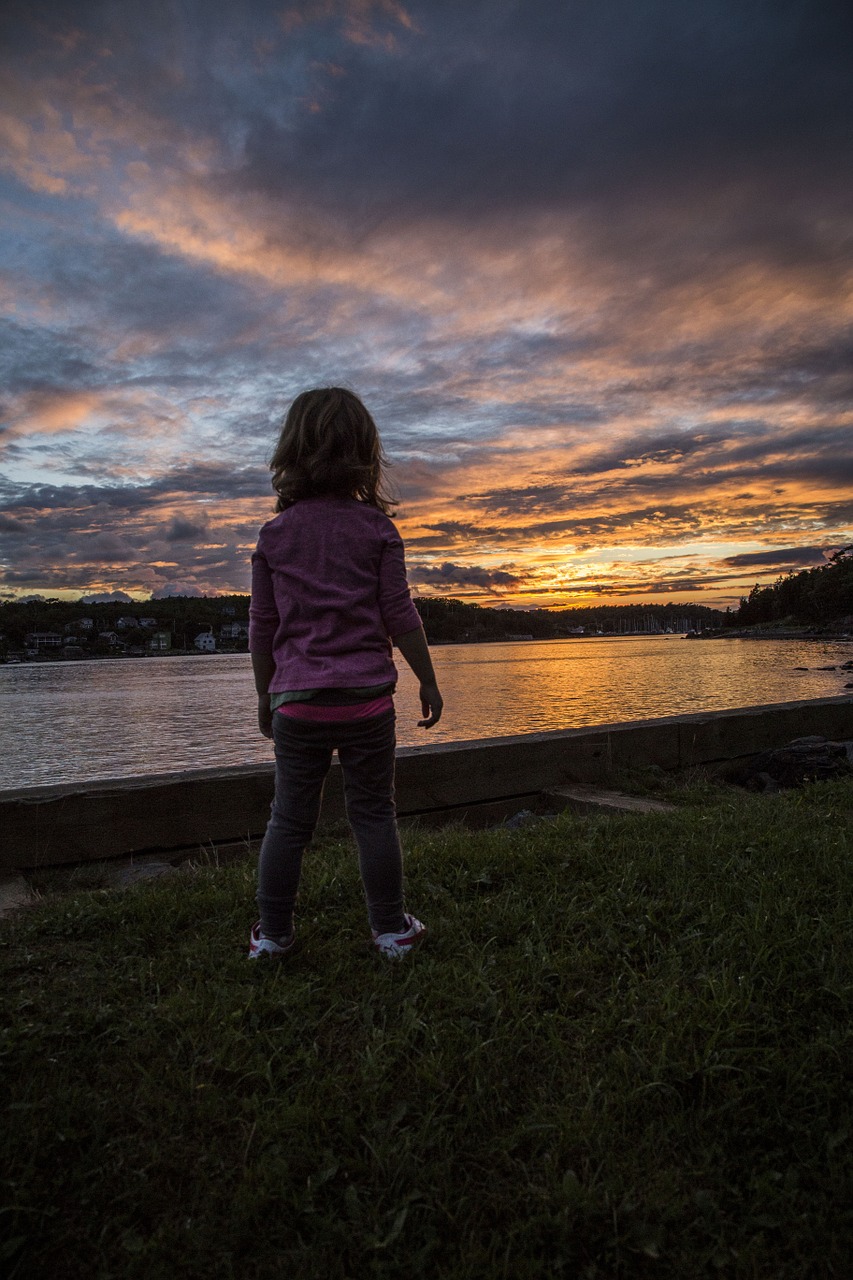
[25,632,63,649]
[194,630,216,653]
[220,621,249,640]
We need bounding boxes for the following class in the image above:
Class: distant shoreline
[4,626,853,667]
[695,628,853,641]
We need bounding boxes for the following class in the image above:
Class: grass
[2,775,852,1279]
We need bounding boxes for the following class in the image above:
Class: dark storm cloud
[2,0,852,604]
[722,546,830,568]
[0,464,268,514]
[0,513,27,532]
[10,0,847,263]
[0,234,314,410]
[165,515,207,542]
[0,319,99,400]
[567,421,853,479]
[631,335,853,411]
[82,532,138,562]
[747,336,853,407]
[232,0,853,264]
[49,238,275,343]
[409,562,523,591]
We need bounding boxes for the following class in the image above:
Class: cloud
[0,0,851,607]
[152,582,204,598]
[279,0,418,49]
[722,546,830,569]
[82,532,138,563]
[233,0,852,284]
[80,590,133,603]
[409,562,524,592]
[165,515,207,542]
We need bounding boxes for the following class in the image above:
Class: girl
[248,387,443,961]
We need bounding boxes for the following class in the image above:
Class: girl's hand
[418,681,443,729]
[258,695,274,739]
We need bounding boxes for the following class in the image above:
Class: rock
[0,875,38,916]
[733,736,853,790]
[793,666,809,671]
[744,772,784,794]
[840,660,853,669]
[503,809,538,829]
[817,665,837,671]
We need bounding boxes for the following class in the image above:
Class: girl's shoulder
[257,498,398,541]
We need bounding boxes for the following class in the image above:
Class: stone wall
[2,696,851,872]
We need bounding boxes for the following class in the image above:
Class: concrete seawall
[2,696,851,873]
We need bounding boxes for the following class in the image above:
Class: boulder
[729,735,853,791]
[503,809,538,829]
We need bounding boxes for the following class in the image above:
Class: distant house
[221,605,236,617]
[138,617,158,628]
[194,630,216,653]
[220,621,249,640]
[149,631,172,652]
[25,631,63,649]
[116,615,138,630]
[98,631,123,648]
[78,617,95,631]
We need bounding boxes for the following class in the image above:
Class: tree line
[414,598,722,643]
[0,595,250,654]
[0,594,725,654]
[5,548,850,654]
[731,546,853,627]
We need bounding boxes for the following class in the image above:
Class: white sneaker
[371,913,426,960]
[248,921,295,959]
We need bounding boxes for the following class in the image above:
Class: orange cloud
[7,390,104,436]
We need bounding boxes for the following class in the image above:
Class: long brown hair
[270,387,395,514]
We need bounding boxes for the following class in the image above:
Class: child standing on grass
[248,387,443,961]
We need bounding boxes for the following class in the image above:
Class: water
[1,635,851,789]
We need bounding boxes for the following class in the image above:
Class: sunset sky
[1,0,851,609]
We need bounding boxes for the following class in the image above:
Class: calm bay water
[2,635,851,789]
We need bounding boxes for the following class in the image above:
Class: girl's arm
[252,651,276,739]
[249,546,279,739]
[394,625,443,728]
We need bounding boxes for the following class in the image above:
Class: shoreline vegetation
[1,547,851,662]
[2,769,852,1277]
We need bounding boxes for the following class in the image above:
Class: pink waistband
[277,695,394,723]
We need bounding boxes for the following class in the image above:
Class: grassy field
[2,773,852,1278]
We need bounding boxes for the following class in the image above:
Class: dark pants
[257,708,405,938]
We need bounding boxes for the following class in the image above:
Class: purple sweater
[249,496,422,694]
